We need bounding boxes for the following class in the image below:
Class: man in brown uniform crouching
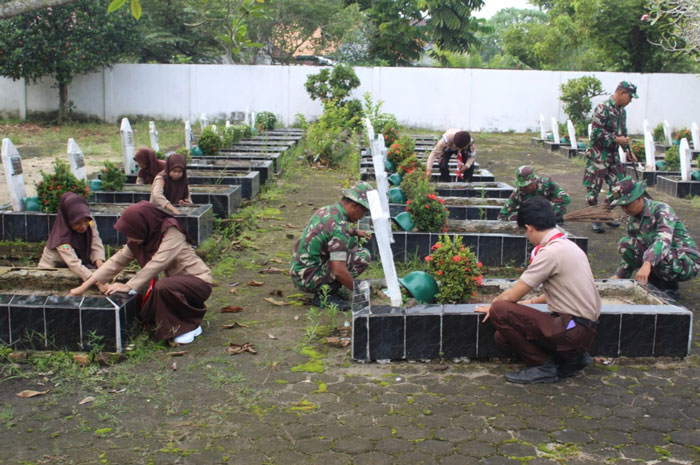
[476,196,601,383]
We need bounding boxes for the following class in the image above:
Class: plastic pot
[190,145,204,157]
[388,173,402,186]
[89,179,103,192]
[399,271,438,304]
[384,160,396,173]
[392,211,415,232]
[23,197,40,212]
[388,187,406,204]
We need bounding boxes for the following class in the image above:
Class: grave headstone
[588,123,592,141]
[566,120,577,149]
[691,122,699,150]
[244,106,250,126]
[251,112,256,129]
[225,120,231,129]
[679,138,691,181]
[618,145,627,164]
[371,139,391,218]
[185,120,194,152]
[200,113,209,131]
[149,121,160,153]
[1,138,27,211]
[120,118,136,175]
[663,120,672,145]
[367,190,402,307]
[212,125,218,135]
[550,117,560,144]
[643,119,649,135]
[67,138,87,181]
[539,115,546,140]
[364,117,375,142]
[644,130,656,171]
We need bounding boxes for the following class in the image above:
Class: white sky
[473,0,537,19]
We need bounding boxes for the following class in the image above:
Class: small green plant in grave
[407,192,449,232]
[664,145,680,171]
[653,122,665,142]
[35,158,90,213]
[100,161,126,191]
[197,127,222,156]
[255,111,277,130]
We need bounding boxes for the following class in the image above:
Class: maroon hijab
[160,153,190,204]
[46,192,93,265]
[114,201,192,267]
[134,148,165,184]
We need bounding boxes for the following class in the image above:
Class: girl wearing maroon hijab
[70,202,213,344]
[39,193,106,285]
[150,153,192,215]
[134,148,166,185]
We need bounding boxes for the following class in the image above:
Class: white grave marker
[679,138,691,181]
[185,120,194,151]
[643,119,649,135]
[618,145,627,164]
[364,117,375,142]
[370,139,391,219]
[644,130,656,171]
[244,106,250,126]
[566,120,577,149]
[199,113,209,131]
[120,118,136,175]
[691,122,699,150]
[550,117,560,144]
[588,123,592,141]
[225,120,231,129]
[212,125,218,135]
[539,115,546,140]
[149,121,160,152]
[251,112,256,129]
[663,120,672,145]
[367,190,402,307]
[67,138,87,181]
[1,139,27,211]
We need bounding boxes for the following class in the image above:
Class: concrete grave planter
[656,175,700,198]
[185,159,273,185]
[389,197,506,221]
[623,166,684,186]
[352,278,693,362]
[126,171,260,199]
[434,182,514,199]
[208,151,283,173]
[361,168,494,183]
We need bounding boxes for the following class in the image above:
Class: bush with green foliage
[362,92,398,136]
[560,76,604,136]
[36,159,90,213]
[305,101,359,167]
[382,123,399,147]
[198,127,222,155]
[222,124,252,147]
[100,161,126,191]
[630,140,645,159]
[305,64,360,104]
[387,135,416,167]
[674,128,691,142]
[424,234,483,304]
[406,191,449,232]
[400,169,431,201]
[653,123,665,142]
[398,155,421,176]
[664,146,680,170]
[255,111,277,130]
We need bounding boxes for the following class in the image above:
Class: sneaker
[173,325,202,344]
[591,222,605,233]
[606,221,621,228]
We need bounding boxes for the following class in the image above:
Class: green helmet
[342,182,372,210]
[388,173,402,186]
[190,145,204,157]
[388,187,407,204]
[399,271,438,304]
[384,159,396,173]
[514,165,538,188]
[609,176,646,207]
[392,211,415,231]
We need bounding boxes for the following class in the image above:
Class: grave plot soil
[0,132,699,465]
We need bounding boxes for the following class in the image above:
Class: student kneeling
[476,196,601,383]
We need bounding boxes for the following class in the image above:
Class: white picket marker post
[539,115,546,140]
[244,106,250,126]
[364,117,375,142]
[691,122,699,150]
[1,138,27,211]
[225,120,231,129]
[367,190,403,307]
[588,123,592,141]
[644,130,656,171]
[199,113,209,131]
[251,112,256,130]
[679,138,691,181]
[643,119,649,136]
[566,120,577,149]
[212,124,218,135]
[663,120,672,145]
[550,117,560,144]
[618,145,627,164]
[67,138,87,181]
[371,141,391,219]
[149,121,160,153]
[120,118,136,175]
[184,120,193,152]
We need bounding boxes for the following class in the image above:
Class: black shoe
[606,221,621,228]
[647,275,680,300]
[505,360,558,384]
[557,352,593,379]
[311,293,350,311]
[591,222,605,233]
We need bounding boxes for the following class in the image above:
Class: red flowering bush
[674,128,691,142]
[36,158,89,213]
[630,140,645,159]
[406,191,449,232]
[400,169,430,201]
[398,154,420,176]
[382,123,398,147]
[197,127,222,156]
[425,234,483,304]
[387,134,415,167]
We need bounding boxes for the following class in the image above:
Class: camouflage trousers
[582,158,625,207]
[291,247,372,293]
[617,237,700,281]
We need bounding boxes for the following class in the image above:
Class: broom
[563,205,621,223]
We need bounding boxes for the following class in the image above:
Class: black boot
[557,352,593,379]
[505,360,558,384]
[606,221,621,228]
[591,222,605,234]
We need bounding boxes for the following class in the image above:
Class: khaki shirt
[150,175,191,208]
[38,221,106,281]
[91,227,212,291]
[426,128,476,170]
[520,229,601,322]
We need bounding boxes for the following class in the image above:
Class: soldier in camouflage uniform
[498,166,570,222]
[583,81,639,233]
[290,182,373,309]
[609,177,700,300]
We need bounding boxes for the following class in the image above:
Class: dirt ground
[1,132,699,465]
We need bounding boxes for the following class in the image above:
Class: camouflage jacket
[498,177,571,221]
[586,97,627,164]
[290,202,356,279]
[615,199,700,276]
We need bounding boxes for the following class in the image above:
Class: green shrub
[305,64,360,104]
[398,155,421,176]
[674,128,691,142]
[100,161,126,192]
[424,234,483,304]
[222,124,251,147]
[155,151,165,160]
[406,191,449,233]
[653,123,665,142]
[401,169,431,202]
[665,146,680,171]
[255,111,277,130]
[560,76,603,136]
[363,92,398,135]
[387,135,415,167]
[382,123,398,147]
[35,159,89,213]
[198,127,222,156]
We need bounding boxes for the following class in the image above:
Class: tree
[560,76,604,135]
[0,0,138,122]
[476,8,546,64]
[645,0,700,55]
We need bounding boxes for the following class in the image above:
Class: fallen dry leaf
[325,337,350,348]
[226,342,257,355]
[259,266,285,274]
[108,388,126,394]
[269,289,283,297]
[285,223,296,228]
[222,321,249,329]
[263,297,286,307]
[78,396,95,405]
[229,287,239,295]
[267,333,278,340]
[220,305,244,313]
[171,362,177,371]
[8,352,26,362]
[247,280,264,286]
[72,354,90,366]
[293,315,300,320]
[16,390,49,398]
[167,351,187,357]
[270,258,283,264]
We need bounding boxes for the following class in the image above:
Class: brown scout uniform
[38,222,106,281]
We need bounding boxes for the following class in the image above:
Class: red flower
[473,292,478,297]
[406,200,411,205]
[425,255,433,262]
[427,193,437,200]
[443,227,449,232]
[425,204,430,209]
[431,243,442,250]
[453,255,461,263]
[437,270,443,276]
[475,275,483,285]
[438,198,445,204]
[477,262,483,268]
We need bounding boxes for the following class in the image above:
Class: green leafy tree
[560,76,604,135]
[0,0,138,122]
[305,64,360,104]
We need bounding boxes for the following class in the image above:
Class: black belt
[573,316,598,328]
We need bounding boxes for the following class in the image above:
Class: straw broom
[563,205,621,223]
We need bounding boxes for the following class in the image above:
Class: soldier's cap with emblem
[342,181,372,210]
[618,81,638,99]
[609,176,646,206]
[513,165,538,188]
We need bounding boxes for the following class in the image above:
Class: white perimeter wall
[1,64,699,133]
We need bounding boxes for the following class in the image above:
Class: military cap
[514,165,538,188]
[609,177,646,206]
[342,182,372,210]
[619,81,638,98]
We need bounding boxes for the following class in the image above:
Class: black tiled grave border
[360,168,495,183]
[388,203,501,221]
[186,159,272,185]
[127,171,259,199]
[352,279,692,361]
[434,182,514,199]
[656,175,700,198]
[623,167,684,186]
[226,144,290,153]
[206,152,282,173]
